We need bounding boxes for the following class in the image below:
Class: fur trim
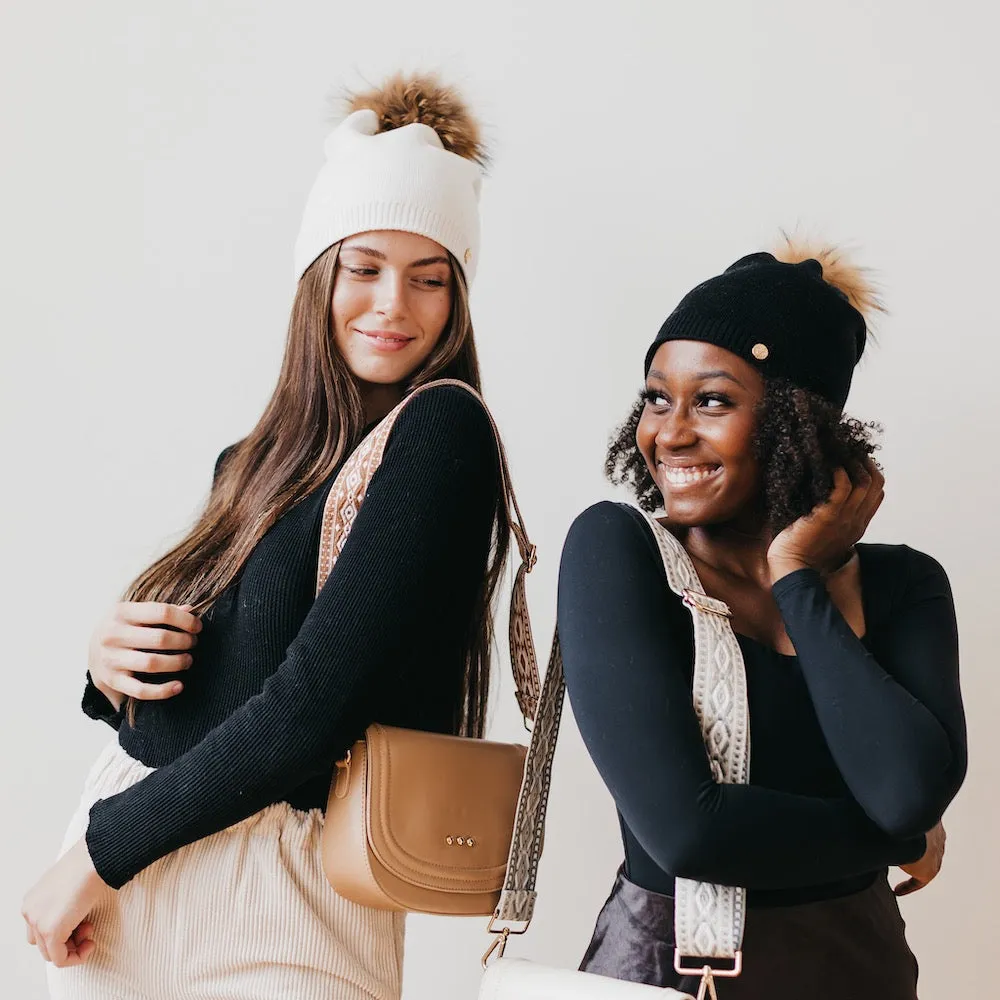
[772,232,885,323]
[343,72,487,167]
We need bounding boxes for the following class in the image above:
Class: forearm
[628,779,925,889]
[86,663,353,887]
[773,567,962,836]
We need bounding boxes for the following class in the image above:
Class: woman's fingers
[65,939,95,964]
[33,925,51,963]
[856,481,885,529]
[893,876,923,897]
[47,933,70,967]
[112,623,198,653]
[112,674,184,701]
[116,602,202,634]
[868,459,885,490]
[116,648,193,674]
[65,922,96,964]
[71,921,95,946]
[851,460,885,530]
[92,618,194,700]
[841,461,873,515]
[809,468,853,520]
[827,467,853,507]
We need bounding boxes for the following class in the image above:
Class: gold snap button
[463,248,472,264]
[751,343,769,361]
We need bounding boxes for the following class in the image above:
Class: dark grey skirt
[580,869,918,998]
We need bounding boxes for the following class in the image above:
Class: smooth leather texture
[323,726,526,914]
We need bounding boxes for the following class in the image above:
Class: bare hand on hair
[88,602,201,709]
[894,821,946,896]
[767,459,885,584]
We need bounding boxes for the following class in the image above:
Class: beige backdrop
[3,1,997,996]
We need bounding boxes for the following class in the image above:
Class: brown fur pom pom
[773,232,885,324]
[343,72,487,167]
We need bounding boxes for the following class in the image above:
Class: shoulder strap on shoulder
[487,506,751,980]
[315,378,541,722]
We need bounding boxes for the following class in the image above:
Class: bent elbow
[873,799,948,840]
[866,787,950,840]
[865,748,962,839]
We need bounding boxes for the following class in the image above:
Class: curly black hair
[605,379,881,533]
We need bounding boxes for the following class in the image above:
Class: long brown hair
[123,243,508,737]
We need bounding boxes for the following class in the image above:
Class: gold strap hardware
[480,927,510,968]
[674,951,743,979]
[681,588,732,619]
[481,907,533,967]
[696,967,719,1000]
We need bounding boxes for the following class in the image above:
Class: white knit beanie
[293,74,486,284]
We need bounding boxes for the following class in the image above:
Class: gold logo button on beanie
[751,343,770,361]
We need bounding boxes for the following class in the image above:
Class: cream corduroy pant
[47,739,405,1000]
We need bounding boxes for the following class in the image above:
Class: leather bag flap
[365,724,527,893]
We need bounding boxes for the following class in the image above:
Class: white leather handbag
[478,510,752,1000]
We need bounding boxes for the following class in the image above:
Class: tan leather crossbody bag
[318,379,542,916]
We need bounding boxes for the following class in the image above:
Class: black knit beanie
[644,244,880,410]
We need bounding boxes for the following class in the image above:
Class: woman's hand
[767,461,885,584]
[894,821,946,896]
[88,602,202,709]
[22,838,107,967]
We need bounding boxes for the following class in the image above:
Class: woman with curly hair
[23,73,508,1000]
[558,241,966,997]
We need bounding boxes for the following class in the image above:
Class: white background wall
[3,2,997,996]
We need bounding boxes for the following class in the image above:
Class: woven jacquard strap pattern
[492,507,749,964]
[315,379,541,723]
[493,630,566,926]
[637,511,749,962]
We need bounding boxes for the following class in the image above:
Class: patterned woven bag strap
[486,507,751,982]
[315,378,542,722]
[488,626,566,938]
[636,510,750,978]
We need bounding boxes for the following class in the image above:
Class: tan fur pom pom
[343,72,487,167]
[772,232,885,324]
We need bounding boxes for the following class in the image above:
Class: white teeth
[661,465,720,486]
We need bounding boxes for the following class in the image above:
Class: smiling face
[637,340,767,527]
[331,230,455,387]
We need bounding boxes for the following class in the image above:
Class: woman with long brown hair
[23,73,508,999]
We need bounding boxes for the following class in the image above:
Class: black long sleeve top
[81,385,500,889]
[558,502,966,906]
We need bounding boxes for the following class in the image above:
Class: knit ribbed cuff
[82,672,123,730]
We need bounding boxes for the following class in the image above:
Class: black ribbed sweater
[82,385,499,889]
